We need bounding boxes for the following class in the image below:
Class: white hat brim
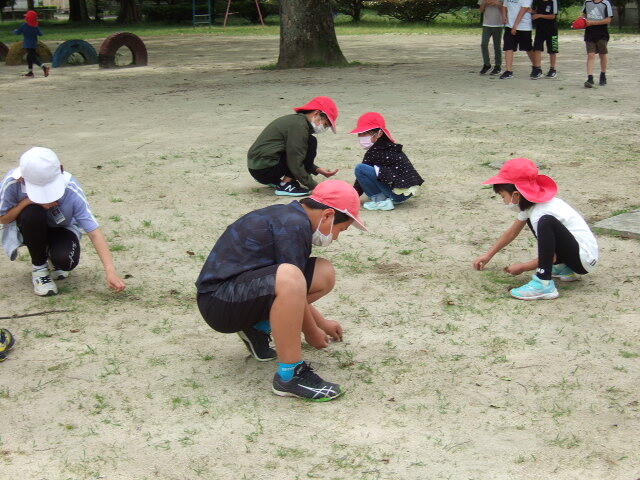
[24,174,66,204]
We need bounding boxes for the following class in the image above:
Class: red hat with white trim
[349,112,396,143]
[310,180,367,231]
[483,158,558,203]
[293,96,339,133]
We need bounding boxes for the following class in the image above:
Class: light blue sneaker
[552,264,580,282]
[510,275,559,300]
[363,198,394,211]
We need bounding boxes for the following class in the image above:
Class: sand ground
[1,32,639,480]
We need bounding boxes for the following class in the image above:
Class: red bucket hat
[349,112,396,143]
[483,158,558,203]
[310,180,367,231]
[571,17,587,29]
[293,96,338,133]
[25,10,39,27]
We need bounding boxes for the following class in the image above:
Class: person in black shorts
[531,0,559,78]
[195,180,366,401]
[500,0,536,79]
[582,0,613,87]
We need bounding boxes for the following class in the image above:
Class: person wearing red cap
[195,180,366,400]
[473,158,598,300]
[12,11,50,78]
[247,96,339,197]
[350,112,423,211]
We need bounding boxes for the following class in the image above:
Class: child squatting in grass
[473,158,598,300]
[0,147,126,297]
[195,180,366,401]
[247,96,340,197]
[351,112,424,211]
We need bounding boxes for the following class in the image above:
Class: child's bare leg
[586,52,596,75]
[505,50,515,70]
[532,50,542,68]
[526,50,535,64]
[307,258,335,304]
[599,53,607,73]
[270,264,306,363]
[549,53,557,69]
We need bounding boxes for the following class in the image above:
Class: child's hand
[473,254,492,270]
[317,167,339,178]
[511,27,517,35]
[318,319,343,342]
[304,326,330,349]
[504,263,526,276]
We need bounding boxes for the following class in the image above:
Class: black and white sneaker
[237,327,276,361]
[275,182,310,197]
[272,362,343,401]
[530,67,543,79]
[599,72,607,86]
[479,64,491,75]
[490,66,502,76]
[499,70,513,80]
[546,68,557,78]
[584,78,595,88]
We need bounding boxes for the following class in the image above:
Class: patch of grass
[109,215,121,222]
[619,350,639,358]
[109,243,127,252]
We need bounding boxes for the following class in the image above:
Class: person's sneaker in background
[51,269,70,281]
[237,327,277,361]
[530,67,543,79]
[363,198,394,211]
[510,275,559,300]
[552,264,580,282]
[490,66,502,75]
[479,64,491,75]
[584,77,595,88]
[545,68,557,78]
[275,182,310,197]
[32,268,57,296]
[599,72,607,86]
[272,362,343,401]
[499,71,514,80]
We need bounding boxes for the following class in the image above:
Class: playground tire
[52,39,98,68]
[98,32,148,68]
[5,41,53,66]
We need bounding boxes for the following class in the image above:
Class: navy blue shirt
[13,23,42,49]
[196,201,312,293]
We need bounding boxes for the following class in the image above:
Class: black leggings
[26,48,43,70]
[535,215,587,280]
[249,135,318,185]
[17,204,81,270]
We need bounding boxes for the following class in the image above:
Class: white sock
[32,263,48,272]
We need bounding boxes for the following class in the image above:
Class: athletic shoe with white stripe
[272,362,343,401]
[552,264,580,282]
[237,327,276,361]
[510,274,558,300]
[51,269,70,280]
[32,268,58,296]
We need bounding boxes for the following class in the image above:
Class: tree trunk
[117,0,142,23]
[27,0,35,10]
[69,0,90,22]
[277,0,348,68]
[351,1,363,22]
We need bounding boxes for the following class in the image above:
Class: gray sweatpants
[481,26,503,67]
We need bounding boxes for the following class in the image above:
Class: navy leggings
[535,215,587,280]
[26,48,43,70]
[17,204,80,270]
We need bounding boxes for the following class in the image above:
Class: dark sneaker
[43,65,50,77]
[499,70,513,80]
[272,362,343,401]
[237,327,276,361]
[23,71,34,78]
[584,78,595,88]
[599,73,607,86]
[479,64,491,75]
[545,68,557,78]
[275,182,310,197]
[490,66,502,75]
[530,67,543,79]
[0,329,15,362]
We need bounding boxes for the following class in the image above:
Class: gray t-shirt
[478,0,504,27]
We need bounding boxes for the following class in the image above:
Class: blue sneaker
[510,275,559,300]
[363,198,394,211]
[552,264,580,282]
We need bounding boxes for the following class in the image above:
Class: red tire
[0,42,8,62]
[98,32,148,69]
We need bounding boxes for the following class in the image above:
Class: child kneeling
[351,112,423,211]
[473,157,598,300]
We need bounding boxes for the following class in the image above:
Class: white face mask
[311,216,334,247]
[358,135,374,150]
[505,194,520,212]
[312,122,328,134]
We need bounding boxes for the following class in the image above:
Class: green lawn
[0,8,636,43]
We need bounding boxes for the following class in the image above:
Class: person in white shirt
[473,158,598,300]
[500,0,536,79]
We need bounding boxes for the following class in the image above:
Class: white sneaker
[51,269,70,280]
[32,269,58,296]
[363,198,395,211]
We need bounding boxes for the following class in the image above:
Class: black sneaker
[479,64,491,75]
[584,78,595,88]
[599,72,607,86]
[499,70,513,80]
[237,327,276,361]
[275,182,310,197]
[530,67,543,79]
[0,329,15,362]
[272,362,343,401]
[22,71,34,78]
[545,68,557,78]
[490,66,502,75]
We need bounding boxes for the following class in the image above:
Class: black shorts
[503,28,533,51]
[533,29,559,53]
[197,258,317,333]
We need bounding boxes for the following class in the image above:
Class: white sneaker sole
[510,290,559,300]
[552,274,580,282]
[271,386,344,402]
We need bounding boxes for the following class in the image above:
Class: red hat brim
[483,173,558,203]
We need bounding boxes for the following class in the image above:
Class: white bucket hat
[12,147,66,204]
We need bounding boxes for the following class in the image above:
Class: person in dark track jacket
[350,112,424,211]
